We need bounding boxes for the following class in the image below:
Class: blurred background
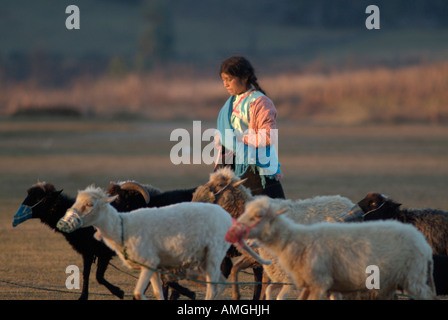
[1,0,448,123]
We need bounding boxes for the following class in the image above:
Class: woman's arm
[243,95,278,147]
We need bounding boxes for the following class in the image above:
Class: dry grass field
[1,118,448,300]
[3,62,448,125]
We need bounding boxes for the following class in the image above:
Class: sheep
[339,192,448,296]
[57,185,232,300]
[192,167,262,300]
[12,181,195,300]
[192,167,251,219]
[111,180,201,298]
[107,180,197,212]
[339,192,448,255]
[12,182,124,300]
[107,181,200,299]
[252,195,357,300]
[227,196,436,300]
[192,167,355,300]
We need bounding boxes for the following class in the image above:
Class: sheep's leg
[95,256,124,299]
[167,281,196,300]
[134,268,153,300]
[400,260,436,300]
[264,281,292,300]
[329,292,342,300]
[204,266,224,300]
[161,278,169,299]
[276,284,293,300]
[149,272,165,300]
[141,276,191,301]
[297,287,310,300]
[230,262,241,300]
[221,256,233,278]
[204,273,217,300]
[230,255,256,300]
[252,266,263,300]
[265,283,280,300]
[405,278,436,300]
[214,273,228,300]
[307,287,327,300]
[260,272,270,300]
[78,254,94,300]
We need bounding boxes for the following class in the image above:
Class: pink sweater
[242,95,278,147]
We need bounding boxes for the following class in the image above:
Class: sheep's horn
[236,240,271,265]
[232,178,248,187]
[119,181,150,204]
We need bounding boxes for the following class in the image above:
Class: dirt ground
[1,118,447,300]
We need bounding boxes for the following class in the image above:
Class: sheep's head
[339,192,400,222]
[107,181,152,212]
[225,196,287,266]
[228,197,280,241]
[13,182,63,227]
[192,167,250,218]
[57,186,116,233]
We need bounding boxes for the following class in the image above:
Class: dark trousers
[215,153,285,200]
[239,166,285,199]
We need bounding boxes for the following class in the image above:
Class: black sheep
[433,255,448,296]
[107,181,197,212]
[341,192,448,255]
[13,182,124,300]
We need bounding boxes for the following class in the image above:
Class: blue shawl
[217,95,281,184]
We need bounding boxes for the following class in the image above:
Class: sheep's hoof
[134,293,143,300]
[116,289,125,299]
[78,294,88,300]
[169,291,180,300]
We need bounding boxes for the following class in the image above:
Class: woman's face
[221,73,248,96]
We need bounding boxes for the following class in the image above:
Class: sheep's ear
[232,178,248,187]
[106,195,118,203]
[52,189,63,196]
[276,208,288,215]
[392,201,402,209]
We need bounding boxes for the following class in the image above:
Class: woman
[215,56,285,199]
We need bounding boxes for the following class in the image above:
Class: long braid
[248,74,266,95]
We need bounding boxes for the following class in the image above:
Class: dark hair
[220,56,266,95]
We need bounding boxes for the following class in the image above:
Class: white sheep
[227,197,436,300]
[193,167,355,299]
[255,195,355,299]
[57,185,231,300]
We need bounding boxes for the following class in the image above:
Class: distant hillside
[1,0,448,84]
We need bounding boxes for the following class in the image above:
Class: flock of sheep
[12,167,448,300]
